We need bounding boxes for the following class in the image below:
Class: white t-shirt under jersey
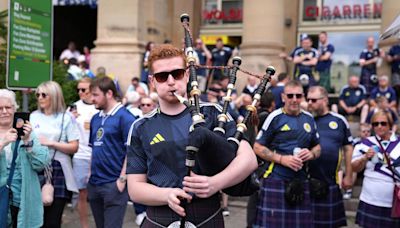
[74,100,98,160]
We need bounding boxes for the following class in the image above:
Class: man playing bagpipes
[126,43,257,227]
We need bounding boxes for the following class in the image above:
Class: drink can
[293,147,301,156]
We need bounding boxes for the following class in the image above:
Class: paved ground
[62,197,358,228]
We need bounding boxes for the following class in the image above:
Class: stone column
[239,0,285,92]
[0,0,7,11]
[90,0,144,94]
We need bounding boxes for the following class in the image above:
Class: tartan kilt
[141,194,224,228]
[356,200,400,228]
[254,177,313,228]
[38,160,72,200]
[311,184,346,228]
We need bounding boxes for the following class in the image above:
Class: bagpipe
[175,13,275,227]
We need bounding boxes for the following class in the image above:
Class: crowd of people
[1,33,400,228]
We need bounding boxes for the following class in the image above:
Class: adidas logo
[150,133,165,145]
[280,124,291,131]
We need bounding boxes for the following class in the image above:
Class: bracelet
[279,154,283,164]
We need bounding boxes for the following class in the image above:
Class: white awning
[52,0,97,6]
[380,14,400,40]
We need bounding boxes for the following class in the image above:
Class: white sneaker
[343,191,352,200]
[135,212,146,226]
[222,208,230,217]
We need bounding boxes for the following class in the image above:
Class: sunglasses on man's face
[372,121,388,127]
[153,69,185,83]
[306,97,324,103]
[77,88,87,93]
[285,93,303,99]
[35,92,48,99]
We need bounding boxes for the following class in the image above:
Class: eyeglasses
[153,69,185,83]
[372,121,388,127]
[77,88,87,93]
[285,93,303,99]
[35,92,48,99]
[306,97,324,103]
[0,106,13,112]
[140,103,152,107]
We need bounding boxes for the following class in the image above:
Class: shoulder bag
[0,139,20,228]
[42,112,65,206]
[376,137,400,218]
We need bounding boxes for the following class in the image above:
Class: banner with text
[7,0,53,89]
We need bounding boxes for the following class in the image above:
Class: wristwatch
[22,140,34,148]
[118,175,127,183]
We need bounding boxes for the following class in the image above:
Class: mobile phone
[13,112,30,138]
[68,104,77,112]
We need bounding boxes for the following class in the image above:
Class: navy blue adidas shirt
[294,47,319,77]
[339,85,367,107]
[256,108,319,180]
[316,43,335,72]
[126,103,236,188]
[89,104,136,185]
[309,112,352,185]
[388,45,400,74]
[370,86,397,103]
[360,48,380,75]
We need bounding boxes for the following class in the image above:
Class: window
[328,31,380,92]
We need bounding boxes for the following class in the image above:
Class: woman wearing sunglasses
[352,110,400,227]
[30,81,80,228]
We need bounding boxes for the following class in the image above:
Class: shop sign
[305,3,382,20]
[202,8,242,22]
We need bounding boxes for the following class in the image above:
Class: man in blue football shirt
[307,86,353,228]
[253,80,321,228]
[87,77,136,228]
[359,36,383,94]
[126,44,257,227]
[316,31,335,92]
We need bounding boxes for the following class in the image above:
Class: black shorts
[338,106,361,117]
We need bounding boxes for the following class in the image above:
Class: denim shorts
[73,158,91,190]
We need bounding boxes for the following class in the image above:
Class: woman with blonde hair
[0,89,49,228]
[30,81,80,228]
[352,110,400,227]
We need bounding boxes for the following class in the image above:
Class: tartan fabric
[39,160,72,200]
[254,177,313,228]
[141,194,224,228]
[311,184,346,228]
[356,200,400,228]
[360,71,377,94]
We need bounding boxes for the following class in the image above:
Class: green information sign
[7,0,52,89]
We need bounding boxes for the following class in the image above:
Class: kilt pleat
[356,200,400,228]
[254,177,313,228]
[311,184,346,228]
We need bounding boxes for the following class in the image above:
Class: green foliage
[53,62,79,107]
[0,10,79,111]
